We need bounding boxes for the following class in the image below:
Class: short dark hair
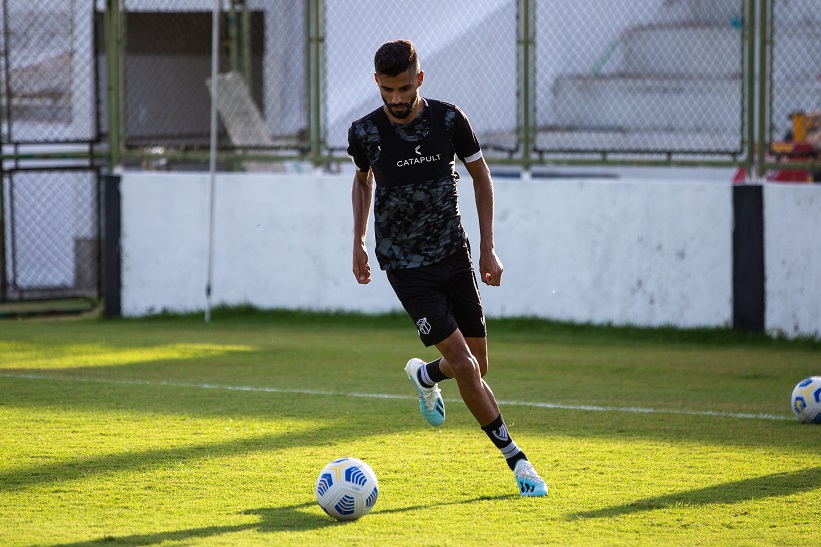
[374,40,419,77]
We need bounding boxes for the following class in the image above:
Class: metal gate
[1,168,101,303]
[1,0,102,308]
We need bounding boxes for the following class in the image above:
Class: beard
[384,94,418,121]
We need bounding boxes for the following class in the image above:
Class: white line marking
[0,372,792,421]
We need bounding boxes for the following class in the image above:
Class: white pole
[205,0,220,323]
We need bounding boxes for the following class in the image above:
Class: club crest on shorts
[416,317,432,335]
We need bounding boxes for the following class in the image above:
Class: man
[348,39,547,497]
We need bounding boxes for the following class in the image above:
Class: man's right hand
[353,245,372,284]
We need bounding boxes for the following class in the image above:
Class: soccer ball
[315,457,379,521]
[791,376,821,424]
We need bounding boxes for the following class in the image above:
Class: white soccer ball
[315,457,379,521]
[791,376,821,424]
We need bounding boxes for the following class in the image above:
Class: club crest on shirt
[416,317,432,335]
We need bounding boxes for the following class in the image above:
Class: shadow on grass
[45,503,326,546]
[0,423,365,493]
[46,495,514,546]
[568,466,821,520]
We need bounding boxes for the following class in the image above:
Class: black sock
[482,414,527,471]
[416,358,448,388]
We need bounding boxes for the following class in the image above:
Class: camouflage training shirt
[347,98,482,270]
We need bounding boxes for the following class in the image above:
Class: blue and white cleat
[404,358,445,427]
[513,460,548,497]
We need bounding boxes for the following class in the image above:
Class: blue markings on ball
[366,486,379,508]
[793,395,807,415]
[345,465,369,487]
[334,494,357,516]
[316,473,333,496]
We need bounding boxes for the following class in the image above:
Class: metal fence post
[228,1,239,73]
[308,0,325,162]
[517,0,535,176]
[756,0,770,181]
[240,1,252,88]
[744,0,756,181]
[106,0,122,170]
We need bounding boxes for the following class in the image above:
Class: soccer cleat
[404,358,445,427]
[513,459,548,497]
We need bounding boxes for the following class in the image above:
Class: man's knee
[441,348,481,380]
[465,337,488,377]
[447,351,476,372]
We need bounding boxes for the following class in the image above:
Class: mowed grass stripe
[0,372,793,422]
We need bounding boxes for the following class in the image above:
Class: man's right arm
[352,169,374,284]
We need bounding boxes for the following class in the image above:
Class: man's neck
[384,97,427,125]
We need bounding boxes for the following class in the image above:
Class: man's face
[374,68,424,122]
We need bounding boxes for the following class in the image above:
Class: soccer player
[348,39,547,497]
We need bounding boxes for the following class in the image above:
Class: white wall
[120,173,397,317]
[120,172,821,338]
[764,184,821,338]
[473,178,733,327]
[121,172,747,332]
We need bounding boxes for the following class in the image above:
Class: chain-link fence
[324,0,519,156]
[0,0,98,143]
[1,169,100,301]
[88,0,818,176]
[109,0,759,167]
[1,0,101,305]
[765,0,821,180]
[535,0,748,158]
[116,0,308,155]
[2,0,820,169]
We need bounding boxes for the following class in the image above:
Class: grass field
[1,308,819,546]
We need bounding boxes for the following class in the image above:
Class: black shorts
[386,245,487,347]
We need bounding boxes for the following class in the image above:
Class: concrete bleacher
[549,0,821,150]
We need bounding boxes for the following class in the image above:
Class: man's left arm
[465,158,504,286]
